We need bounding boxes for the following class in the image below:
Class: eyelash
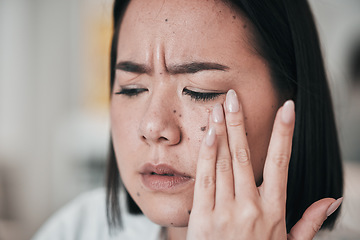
[182,88,223,102]
[115,87,223,102]
[115,88,148,97]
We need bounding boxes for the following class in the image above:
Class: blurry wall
[0,0,359,240]
[309,0,360,162]
[0,0,112,239]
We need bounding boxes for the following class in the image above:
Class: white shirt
[31,188,162,240]
[32,163,360,240]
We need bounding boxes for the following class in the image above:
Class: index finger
[262,100,295,204]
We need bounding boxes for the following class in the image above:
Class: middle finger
[224,90,258,200]
[212,102,235,204]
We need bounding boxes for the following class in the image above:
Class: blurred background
[0,0,359,239]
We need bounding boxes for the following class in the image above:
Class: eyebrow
[116,61,149,74]
[167,62,229,74]
[115,61,229,74]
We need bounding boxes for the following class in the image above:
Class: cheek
[110,102,141,167]
[180,106,211,160]
[182,114,209,142]
[244,102,279,184]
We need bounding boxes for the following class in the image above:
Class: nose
[139,90,181,146]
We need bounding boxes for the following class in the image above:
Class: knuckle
[216,157,232,172]
[303,213,324,234]
[268,209,284,226]
[216,211,232,229]
[241,203,261,221]
[311,221,322,233]
[233,148,251,166]
[276,123,293,137]
[272,153,290,169]
[201,155,214,162]
[199,175,215,189]
[227,118,244,128]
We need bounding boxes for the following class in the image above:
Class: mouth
[139,163,193,192]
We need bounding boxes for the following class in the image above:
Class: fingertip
[326,197,343,217]
[281,100,295,124]
[225,89,239,113]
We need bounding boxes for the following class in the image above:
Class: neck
[166,226,188,240]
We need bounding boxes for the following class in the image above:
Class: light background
[0,0,359,239]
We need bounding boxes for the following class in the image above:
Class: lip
[139,163,193,192]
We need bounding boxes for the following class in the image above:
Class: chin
[144,204,191,227]
[134,191,193,227]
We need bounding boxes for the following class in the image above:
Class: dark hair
[106,0,343,233]
[349,39,360,83]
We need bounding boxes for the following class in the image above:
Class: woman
[33,0,343,239]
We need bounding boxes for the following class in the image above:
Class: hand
[186,90,342,240]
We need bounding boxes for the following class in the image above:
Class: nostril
[159,136,169,141]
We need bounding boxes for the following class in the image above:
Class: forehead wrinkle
[152,38,167,73]
[120,0,253,75]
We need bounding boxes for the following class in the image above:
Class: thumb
[287,197,343,240]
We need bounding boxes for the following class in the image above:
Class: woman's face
[111,0,280,227]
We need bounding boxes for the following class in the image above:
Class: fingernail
[326,197,343,217]
[205,127,216,146]
[281,100,295,124]
[225,89,239,113]
[212,103,224,123]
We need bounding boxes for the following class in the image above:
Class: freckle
[136,192,140,197]
[200,126,206,131]
[165,18,168,22]
[173,110,176,113]
[188,210,191,215]
[187,137,190,140]
[245,116,248,120]
[171,223,174,225]
[179,114,182,117]
[243,24,247,29]
[232,15,236,19]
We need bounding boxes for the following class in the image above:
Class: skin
[110,0,340,239]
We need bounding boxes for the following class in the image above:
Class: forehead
[118,0,253,63]
[124,0,237,24]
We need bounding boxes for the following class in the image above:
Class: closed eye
[182,88,224,102]
[115,88,148,97]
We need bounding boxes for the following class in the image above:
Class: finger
[288,197,343,240]
[262,100,295,204]
[212,103,235,204]
[224,89,257,199]
[192,125,217,212]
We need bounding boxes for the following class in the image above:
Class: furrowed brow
[115,61,149,74]
[167,62,229,74]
